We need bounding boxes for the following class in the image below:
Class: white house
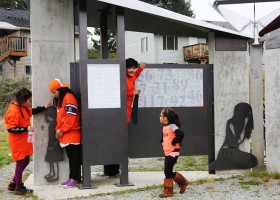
[125,31,206,64]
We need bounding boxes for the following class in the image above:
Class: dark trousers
[13,155,30,187]
[164,155,178,179]
[104,164,120,176]
[65,144,82,181]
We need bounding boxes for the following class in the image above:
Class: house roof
[205,21,238,32]
[85,0,252,39]
[214,0,280,5]
[0,7,30,29]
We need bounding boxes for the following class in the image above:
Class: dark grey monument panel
[79,59,128,165]
[128,64,214,159]
[215,36,248,51]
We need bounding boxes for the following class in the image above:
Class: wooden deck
[0,36,28,61]
[183,43,209,64]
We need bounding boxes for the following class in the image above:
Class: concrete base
[25,171,233,200]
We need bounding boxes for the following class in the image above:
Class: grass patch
[205,184,216,191]
[83,185,162,199]
[241,184,250,190]
[239,179,262,190]
[128,155,208,172]
[246,168,280,182]
[240,180,262,186]
[191,177,216,185]
[0,131,13,167]
[176,155,208,171]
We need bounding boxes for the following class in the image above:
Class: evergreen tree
[140,0,195,17]
[92,28,116,53]
[90,28,117,59]
[0,0,27,9]
[89,0,194,58]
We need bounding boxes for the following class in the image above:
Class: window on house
[141,37,148,52]
[0,65,2,76]
[29,38,31,43]
[163,36,178,50]
[26,66,31,75]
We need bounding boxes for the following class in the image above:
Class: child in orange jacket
[104,58,147,177]
[159,108,188,198]
[5,88,50,195]
[49,79,82,188]
[126,58,147,123]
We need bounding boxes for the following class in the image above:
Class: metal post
[115,6,132,186]
[100,12,108,59]
[78,0,96,189]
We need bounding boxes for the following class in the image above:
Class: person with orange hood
[5,88,50,195]
[49,79,81,188]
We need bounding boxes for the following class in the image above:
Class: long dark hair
[53,87,78,108]
[14,88,32,117]
[232,102,254,144]
[161,107,181,128]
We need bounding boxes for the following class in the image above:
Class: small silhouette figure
[209,102,258,170]
[44,106,64,182]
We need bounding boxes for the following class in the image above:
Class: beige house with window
[0,8,31,79]
[125,31,206,64]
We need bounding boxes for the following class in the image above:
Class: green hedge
[0,78,31,117]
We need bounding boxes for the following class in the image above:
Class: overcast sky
[190,0,280,21]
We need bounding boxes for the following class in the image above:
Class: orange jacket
[56,92,81,144]
[162,124,181,156]
[126,67,143,122]
[5,103,33,161]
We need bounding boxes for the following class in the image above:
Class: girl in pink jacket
[159,108,188,198]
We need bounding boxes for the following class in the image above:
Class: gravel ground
[1,159,280,200]
[90,178,280,200]
[0,162,33,200]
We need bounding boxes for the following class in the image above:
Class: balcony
[0,36,28,62]
[183,43,209,64]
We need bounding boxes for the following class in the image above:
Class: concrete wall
[250,45,264,168]
[263,46,280,172]
[209,32,250,174]
[31,0,74,185]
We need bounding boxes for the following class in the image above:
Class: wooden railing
[0,36,28,61]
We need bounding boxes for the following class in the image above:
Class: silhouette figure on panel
[209,102,258,170]
[44,106,64,182]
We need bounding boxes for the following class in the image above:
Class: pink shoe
[65,179,78,188]
[58,179,70,187]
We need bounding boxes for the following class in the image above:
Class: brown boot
[173,172,188,193]
[159,178,174,198]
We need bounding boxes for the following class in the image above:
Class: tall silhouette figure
[209,102,258,170]
[44,106,64,182]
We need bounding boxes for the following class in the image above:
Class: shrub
[0,77,31,117]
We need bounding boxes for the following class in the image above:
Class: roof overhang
[0,21,20,31]
[83,0,252,39]
[214,0,280,5]
[259,15,280,36]
[259,14,280,49]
